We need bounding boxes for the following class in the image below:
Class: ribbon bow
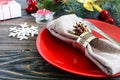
[0,0,11,4]
[77,0,102,12]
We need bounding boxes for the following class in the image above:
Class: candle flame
[43,8,46,12]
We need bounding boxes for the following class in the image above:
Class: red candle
[37,8,50,15]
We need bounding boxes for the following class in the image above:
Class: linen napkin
[47,14,120,75]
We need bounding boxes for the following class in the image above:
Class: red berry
[105,16,114,24]
[98,10,109,21]
[100,10,109,17]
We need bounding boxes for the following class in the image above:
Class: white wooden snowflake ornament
[9,23,38,40]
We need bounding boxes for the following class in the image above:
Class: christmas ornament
[25,0,38,14]
[77,0,114,24]
[98,10,109,21]
[28,0,36,6]
[105,16,114,24]
[9,23,38,40]
[25,5,38,13]
[36,0,120,26]
[98,10,114,24]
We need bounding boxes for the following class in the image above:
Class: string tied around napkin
[76,32,96,47]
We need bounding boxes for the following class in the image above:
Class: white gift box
[0,0,22,20]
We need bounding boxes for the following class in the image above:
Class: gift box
[0,0,22,20]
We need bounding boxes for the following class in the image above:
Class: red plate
[36,19,120,78]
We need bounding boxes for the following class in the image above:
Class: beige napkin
[47,14,120,75]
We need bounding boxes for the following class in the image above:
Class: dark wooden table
[0,10,120,80]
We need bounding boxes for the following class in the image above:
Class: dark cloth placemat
[0,49,119,80]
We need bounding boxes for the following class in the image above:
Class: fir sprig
[36,0,120,27]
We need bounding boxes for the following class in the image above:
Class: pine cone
[73,22,89,36]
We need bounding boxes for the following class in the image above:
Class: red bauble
[28,0,36,6]
[25,5,38,14]
[98,10,109,21]
[98,10,114,24]
[26,0,36,3]
[25,0,38,14]
[105,16,114,24]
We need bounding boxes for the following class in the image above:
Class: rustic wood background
[0,10,43,50]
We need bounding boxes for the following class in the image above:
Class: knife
[81,18,120,47]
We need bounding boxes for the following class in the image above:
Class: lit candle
[31,8,54,24]
[37,8,50,15]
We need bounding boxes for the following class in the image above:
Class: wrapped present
[0,0,21,20]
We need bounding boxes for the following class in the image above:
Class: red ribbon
[0,0,9,4]
[0,0,12,21]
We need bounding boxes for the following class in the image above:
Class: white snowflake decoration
[9,23,38,40]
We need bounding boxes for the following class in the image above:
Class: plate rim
[36,19,120,78]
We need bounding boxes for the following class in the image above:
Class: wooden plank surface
[0,10,45,50]
[0,50,106,80]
